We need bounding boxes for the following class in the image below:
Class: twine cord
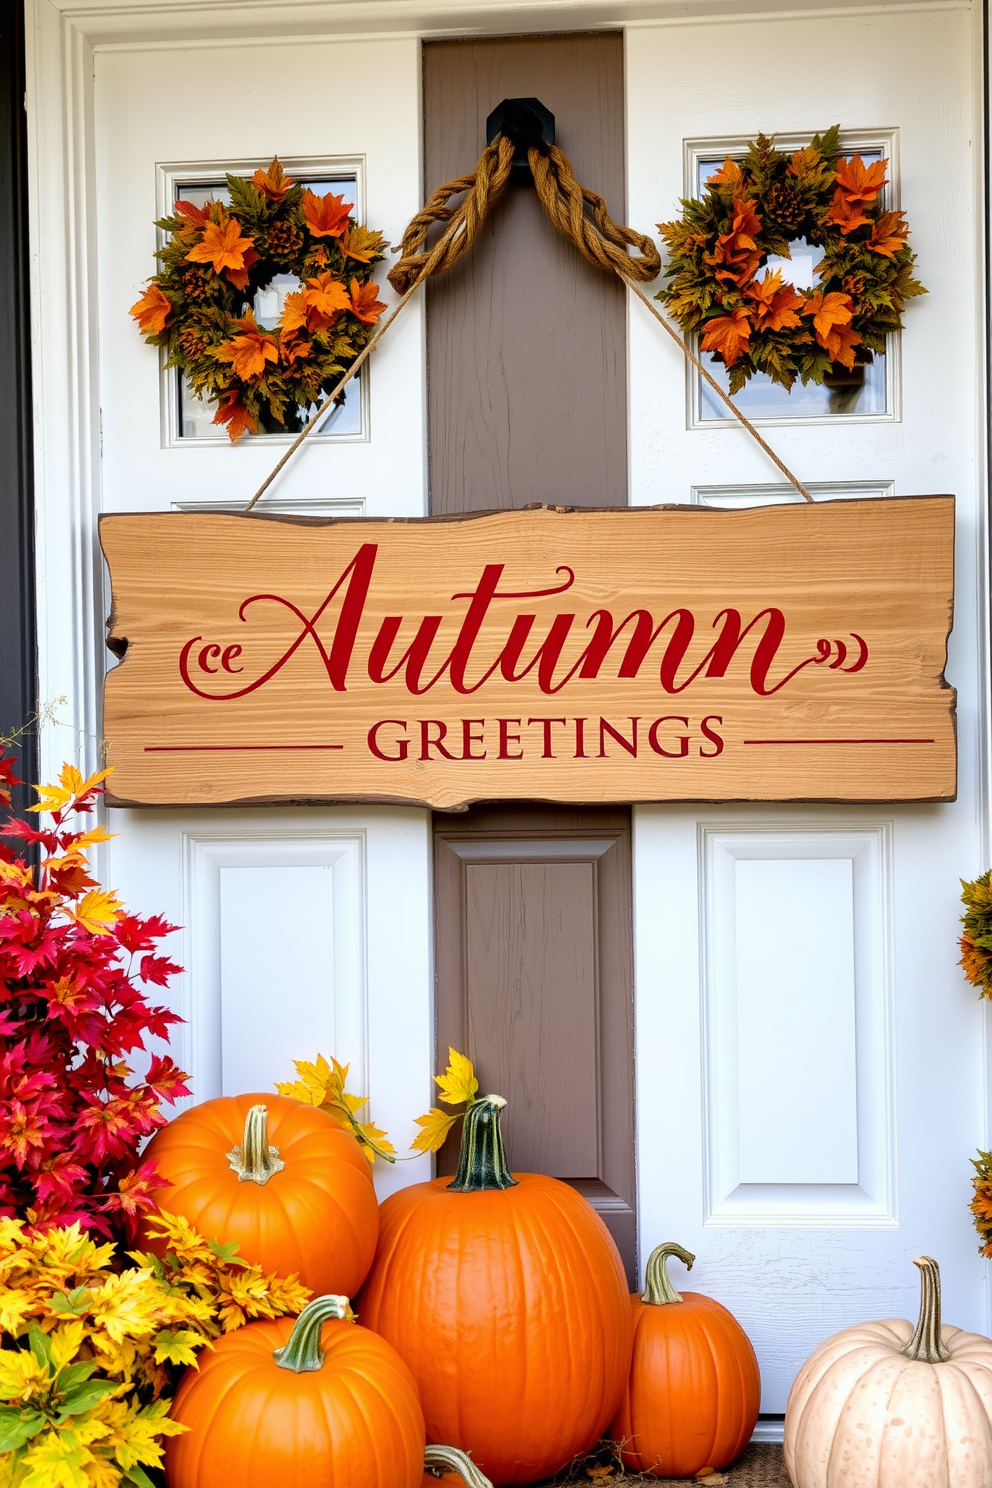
[244,130,811,510]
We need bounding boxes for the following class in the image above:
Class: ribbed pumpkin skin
[611,1290,760,1477]
[143,1093,378,1296]
[165,1315,425,1488]
[784,1318,992,1488]
[359,1172,633,1487]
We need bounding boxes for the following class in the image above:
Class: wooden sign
[100,499,956,808]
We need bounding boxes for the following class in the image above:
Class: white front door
[626,5,988,1416]
[27,0,988,1423]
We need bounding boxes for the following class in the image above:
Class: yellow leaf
[434,1047,479,1107]
[68,889,123,935]
[411,1108,460,1154]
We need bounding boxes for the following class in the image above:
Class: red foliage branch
[0,753,189,1243]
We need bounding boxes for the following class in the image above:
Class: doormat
[547,1444,791,1486]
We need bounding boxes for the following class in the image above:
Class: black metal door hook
[486,98,556,185]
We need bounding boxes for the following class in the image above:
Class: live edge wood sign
[99,498,956,809]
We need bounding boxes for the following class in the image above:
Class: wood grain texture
[99,499,957,808]
[423,34,627,511]
[433,805,636,1279]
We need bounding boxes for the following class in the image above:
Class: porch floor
[551,1444,790,1485]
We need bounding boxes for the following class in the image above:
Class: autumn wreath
[130,157,387,440]
[656,128,925,393]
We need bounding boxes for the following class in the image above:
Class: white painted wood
[106,808,433,1199]
[700,827,895,1223]
[734,858,858,1186]
[628,2,988,1416]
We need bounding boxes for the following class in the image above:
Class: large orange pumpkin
[165,1293,425,1488]
[359,1093,633,1487]
[143,1092,378,1296]
[610,1242,760,1477]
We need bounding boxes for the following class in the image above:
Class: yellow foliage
[0,1210,310,1485]
[276,1052,396,1165]
[411,1048,479,1154]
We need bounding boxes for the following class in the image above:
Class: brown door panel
[433,806,636,1281]
[423,33,627,512]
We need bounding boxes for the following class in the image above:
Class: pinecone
[182,267,213,302]
[264,219,304,266]
[762,181,806,234]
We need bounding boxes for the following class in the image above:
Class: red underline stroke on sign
[743,738,935,745]
[143,744,345,752]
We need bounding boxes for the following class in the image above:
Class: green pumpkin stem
[273,1294,351,1372]
[449,1095,518,1193]
[902,1255,951,1363]
[424,1445,494,1487]
[226,1103,286,1185]
[642,1241,696,1305]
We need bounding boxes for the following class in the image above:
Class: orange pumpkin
[144,1092,378,1296]
[360,1093,633,1487]
[610,1242,760,1477]
[165,1293,425,1488]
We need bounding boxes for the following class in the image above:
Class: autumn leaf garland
[130,156,388,441]
[656,127,926,393]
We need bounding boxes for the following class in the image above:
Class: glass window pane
[691,148,888,422]
[171,173,362,441]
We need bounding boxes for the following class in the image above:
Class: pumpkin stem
[226,1103,286,1185]
[448,1095,518,1193]
[901,1255,951,1363]
[273,1294,351,1372]
[424,1445,494,1487]
[642,1241,696,1305]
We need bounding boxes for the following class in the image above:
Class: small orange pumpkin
[143,1092,378,1296]
[165,1293,425,1488]
[360,1093,633,1487]
[610,1242,760,1477]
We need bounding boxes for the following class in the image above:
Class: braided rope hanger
[244,131,811,511]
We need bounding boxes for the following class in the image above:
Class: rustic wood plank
[99,498,956,808]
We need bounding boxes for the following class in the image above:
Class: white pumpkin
[784,1257,992,1488]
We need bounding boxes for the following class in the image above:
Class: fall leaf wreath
[656,128,926,393]
[130,157,387,440]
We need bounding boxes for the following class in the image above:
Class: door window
[686,133,895,425]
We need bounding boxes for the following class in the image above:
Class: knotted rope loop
[244,128,811,509]
[388,135,516,295]
[526,141,661,283]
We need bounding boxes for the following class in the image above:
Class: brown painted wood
[423,34,627,512]
[433,804,637,1280]
[99,499,958,808]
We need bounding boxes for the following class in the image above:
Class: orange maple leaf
[282,274,351,334]
[705,197,763,285]
[801,289,854,340]
[834,155,888,204]
[803,291,861,367]
[866,210,909,258]
[186,217,255,276]
[252,156,293,202]
[700,306,752,366]
[348,278,386,325]
[706,158,744,191]
[223,246,258,293]
[129,283,173,336]
[824,190,873,236]
[212,390,258,442]
[174,200,210,231]
[743,270,805,332]
[302,189,352,239]
[214,319,279,380]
